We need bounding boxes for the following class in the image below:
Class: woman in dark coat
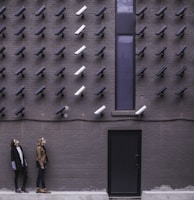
[10,139,28,193]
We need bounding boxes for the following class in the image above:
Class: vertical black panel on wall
[116,36,134,109]
[116,13,135,35]
[116,0,135,110]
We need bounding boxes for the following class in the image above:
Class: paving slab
[0,191,109,200]
[142,191,194,200]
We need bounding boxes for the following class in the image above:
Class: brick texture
[0,0,193,195]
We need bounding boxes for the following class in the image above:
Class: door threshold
[109,196,141,199]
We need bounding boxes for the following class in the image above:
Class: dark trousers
[36,167,46,189]
[14,167,28,190]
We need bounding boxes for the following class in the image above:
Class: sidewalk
[0,191,109,200]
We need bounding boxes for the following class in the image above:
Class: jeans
[36,165,46,189]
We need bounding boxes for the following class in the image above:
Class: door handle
[135,154,141,168]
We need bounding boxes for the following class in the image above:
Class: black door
[108,130,141,196]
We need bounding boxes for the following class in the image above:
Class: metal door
[108,130,141,196]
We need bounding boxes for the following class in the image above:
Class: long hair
[10,139,15,148]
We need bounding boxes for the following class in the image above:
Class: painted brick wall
[136,0,194,191]
[0,0,194,194]
[0,0,115,191]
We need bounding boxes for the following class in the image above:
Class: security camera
[135,105,147,115]
[34,47,46,57]
[55,26,66,37]
[75,25,86,35]
[15,67,25,77]
[155,47,167,57]
[0,86,6,96]
[74,66,86,76]
[74,45,86,55]
[176,46,187,57]
[15,86,25,96]
[0,67,5,77]
[95,26,106,37]
[95,46,106,57]
[15,6,25,18]
[176,26,187,37]
[0,26,6,38]
[15,47,25,57]
[136,67,147,78]
[0,106,5,116]
[35,66,46,77]
[95,87,106,97]
[0,46,5,55]
[55,46,66,56]
[15,106,25,116]
[136,6,147,18]
[15,26,25,37]
[136,26,147,37]
[55,67,65,77]
[94,105,106,115]
[55,6,66,18]
[175,7,187,18]
[35,85,46,96]
[155,6,167,18]
[55,86,65,96]
[155,87,167,97]
[175,87,187,96]
[156,67,167,78]
[76,5,87,16]
[35,26,46,37]
[0,6,6,19]
[55,105,69,115]
[95,67,106,77]
[35,5,46,17]
[155,26,167,37]
[74,85,86,96]
[136,46,147,57]
[176,67,187,78]
[95,6,107,17]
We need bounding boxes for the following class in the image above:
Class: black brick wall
[136,0,194,191]
[0,0,194,194]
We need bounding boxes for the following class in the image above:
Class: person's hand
[11,161,16,170]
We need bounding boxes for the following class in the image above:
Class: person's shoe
[21,188,28,193]
[42,188,51,193]
[36,188,41,193]
[15,188,22,193]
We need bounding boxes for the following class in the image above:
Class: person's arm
[11,149,16,170]
[37,146,44,169]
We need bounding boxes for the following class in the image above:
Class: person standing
[10,139,28,193]
[36,137,50,193]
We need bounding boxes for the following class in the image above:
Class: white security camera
[74,86,86,96]
[76,5,87,16]
[94,105,106,115]
[135,105,147,115]
[75,25,86,35]
[74,45,86,55]
[74,66,86,76]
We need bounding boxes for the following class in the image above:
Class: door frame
[108,130,142,197]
